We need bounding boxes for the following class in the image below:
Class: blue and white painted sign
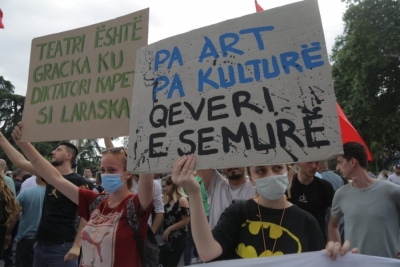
[128,0,342,173]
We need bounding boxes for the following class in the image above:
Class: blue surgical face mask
[254,173,288,200]
[101,173,125,193]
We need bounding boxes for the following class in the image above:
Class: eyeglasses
[101,147,128,157]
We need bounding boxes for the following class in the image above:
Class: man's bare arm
[196,169,215,189]
[151,213,164,234]
[64,218,87,261]
[0,133,39,176]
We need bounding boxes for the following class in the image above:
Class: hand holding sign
[11,122,24,145]
[325,241,358,261]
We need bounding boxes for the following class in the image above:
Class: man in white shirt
[198,168,256,229]
[21,175,37,191]
[388,165,400,185]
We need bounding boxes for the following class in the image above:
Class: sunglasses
[101,147,128,157]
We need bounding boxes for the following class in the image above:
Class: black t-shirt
[163,198,189,238]
[95,185,104,193]
[85,179,95,190]
[14,179,23,195]
[212,199,324,260]
[287,174,334,241]
[36,173,87,242]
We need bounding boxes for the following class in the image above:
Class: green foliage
[332,0,400,168]
[0,77,103,171]
[0,76,24,135]
[75,139,103,175]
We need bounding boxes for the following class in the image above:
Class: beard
[225,168,244,180]
[51,160,63,167]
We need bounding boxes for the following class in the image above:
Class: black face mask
[224,168,244,180]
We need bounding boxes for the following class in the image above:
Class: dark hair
[15,169,26,177]
[95,171,102,183]
[59,142,79,166]
[342,142,368,169]
[161,176,173,186]
[85,167,91,170]
[22,173,31,181]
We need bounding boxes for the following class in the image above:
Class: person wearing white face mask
[171,155,359,263]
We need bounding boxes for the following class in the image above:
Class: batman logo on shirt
[236,220,302,258]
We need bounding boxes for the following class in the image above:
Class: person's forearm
[0,136,38,176]
[0,137,25,165]
[64,217,86,261]
[189,190,222,262]
[19,143,58,180]
[151,213,163,234]
[167,217,189,232]
[73,218,87,247]
[104,137,114,149]
[328,225,341,243]
[6,216,17,235]
[196,169,215,189]
[138,174,154,212]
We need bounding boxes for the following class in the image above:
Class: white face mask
[254,173,288,200]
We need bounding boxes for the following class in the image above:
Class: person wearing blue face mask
[5,123,154,267]
[171,155,359,263]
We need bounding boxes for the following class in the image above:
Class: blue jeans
[184,216,209,265]
[4,220,19,266]
[184,222,196,265]
[33,241,78,267]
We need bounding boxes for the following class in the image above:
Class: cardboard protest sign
[21,9,149,142]
[127,0,342,173]
[201,251,399,267]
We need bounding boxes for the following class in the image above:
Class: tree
[75,139,103,175]
[331,0,400,157]
[0,76,24,134]
[0,77,60,169]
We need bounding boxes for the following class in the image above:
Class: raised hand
[172,155,199,194]
[11,122,23,144]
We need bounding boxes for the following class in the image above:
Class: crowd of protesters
[0,123,398,267]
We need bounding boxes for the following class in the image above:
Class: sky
[0,0,347,96]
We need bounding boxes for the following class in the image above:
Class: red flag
[336,103,373,161]
[0,9,4,29]
[255,0,264,12]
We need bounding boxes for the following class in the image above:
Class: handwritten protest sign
[201,251,399,267]
[127,0,342,173]
[21,9,149,142]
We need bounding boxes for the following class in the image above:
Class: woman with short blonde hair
[159,176,190,267]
